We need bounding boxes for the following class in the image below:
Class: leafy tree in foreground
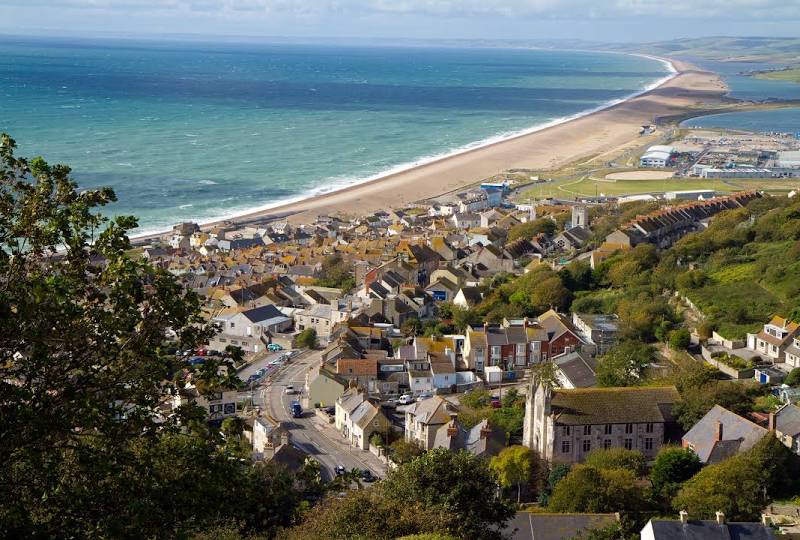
[380,448,515,540]
[0,134,294,537]
[490,445,541,503]
[649,446,701,509]
[584,448,646,477]
[389,439,425,465]
[548,465,646,514]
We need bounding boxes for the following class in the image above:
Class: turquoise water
[680,58,800,134]
[0,37,671,234]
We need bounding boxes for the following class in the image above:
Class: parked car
[398,394,415,405]
[490,397,502,409]
[246,374,260,384]
[360,469,377,483]
[323,406,335,415]
[267,343,283,352]
[334,465,347,476]
[417,392,433,400]
[285,385,297,395]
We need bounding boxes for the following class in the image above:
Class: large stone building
[523,381,680,463]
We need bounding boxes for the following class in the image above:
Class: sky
[1,0,800,43]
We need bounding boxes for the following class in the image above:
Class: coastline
[133,55,727,243]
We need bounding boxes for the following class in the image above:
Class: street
[255,350,387,481]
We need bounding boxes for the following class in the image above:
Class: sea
[680,58,800,135]
[0,36,673,235]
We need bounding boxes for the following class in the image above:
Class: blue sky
[1,0,799,42]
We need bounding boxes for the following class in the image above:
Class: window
[562,426,571,436]
[583,425,591,436]
[604,439,612,449]
[582,439,591,452]
[624,438,633,450]
[561,440,570,453]
[604,424,612,435]
[645,423,654,433]
[625,423,633,434]
[644,438,653,451]
[229,322,235,328]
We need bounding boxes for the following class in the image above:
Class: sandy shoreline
[134,57,729,242]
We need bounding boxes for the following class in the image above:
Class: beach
[133,57,728,240]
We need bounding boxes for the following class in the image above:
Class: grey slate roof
[682,405,768,464]
[555,351,597,388]
[433,418,506,458]
[505,512,617,540]
[776,403,800,437]
[646,519,775,540]
[550,386,679,426]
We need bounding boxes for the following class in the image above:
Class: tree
[451,306,481,332]
[596,341,654,387]
[668,328,691,350]
[785,367,800,387]
[672,453,765,521]
[673,381,753,430]
[0,135,287,537]
[507,218,556,243]
[539,463,571,505]
[568,523,626,540]
[490,446,540,503]
[296,328,318,349]
[548,465,645,514]
[584,448,646,477]
[225,344,246,365]
[380,448,515,539]
[389,439,424,465]
[461,388,493,409]
[649,447,701,507]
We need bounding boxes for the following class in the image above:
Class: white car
[398,394,415,405]
[284,385,297,395]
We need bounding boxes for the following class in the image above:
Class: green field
[753,67,800,84]
[559,177,738,197]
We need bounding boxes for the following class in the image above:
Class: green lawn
[560,177,738,197]
[754,67,800,84]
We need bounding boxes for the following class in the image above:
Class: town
[129,129,800,539]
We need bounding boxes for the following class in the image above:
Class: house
[433,417,506,458]
[335,389,364,432]
[571,313,619,356]
[294,301,355,345]
[774,403,800,455]
[786,335,800,368]
[173,386,239,423]
[523,382,680,463]
[336,357,378,387]
[552,226,591,252]
[554,351,598,388]
[639,145,674,167]
[405,396,456,450]
[681,405,768,464]
[747,315,800,364]
[252,417,289,460]
[463,321,549,372]
[347,398,391,450]
[210,305,292,353]
[429,352,457,392]
[505,513,618,540]
[538,310,585,358]
[640,513,775,540]
[451,212,481,229]
[453,286,483,308]
[426,277,460,303]
[305,366,348,409]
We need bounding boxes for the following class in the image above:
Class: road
[257,350,385,481]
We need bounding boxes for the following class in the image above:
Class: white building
[404,396,456,450]
[639,145,674,168]
[210,305,292,353]
[294,300,355,345]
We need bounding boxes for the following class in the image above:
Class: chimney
[679,511,689,525]
[715,421,723,442]
[768,412,776,432]
[447,413,458,437]
[480,423,492,439]
[523,317,529,328]
[761,514,771,527]
[280,431,290,447]
[483,322,489,333]
[715,512,725,525]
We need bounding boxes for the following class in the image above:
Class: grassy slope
[754,68,800,84]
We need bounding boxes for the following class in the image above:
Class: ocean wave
[179,204,193,209]
[198,180,218,185]
[116,162,134,167]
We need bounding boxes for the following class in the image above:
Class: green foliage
[490,446,541,502]
[451,305,482,332]
[596,341,655,387]
[501,388,522,408]
[668,328,691,350]
[584,448,646,477]
[507,217,556,242]
[0,135,301,538]
[389,439,424,465]
[380,448,515,540]
[316,254,355,292]
[538,463,571,505]
[461,389,493,409]
[569,523,626,540]
[548,465,646,514]
[786,368,800,387]
[490,405,526,439]
[296,328,319,349]
[650,447,701,506]
[672,380,754,431]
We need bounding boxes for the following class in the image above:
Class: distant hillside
[606,36,800,65]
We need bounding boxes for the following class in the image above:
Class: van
[290,401,302,418]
